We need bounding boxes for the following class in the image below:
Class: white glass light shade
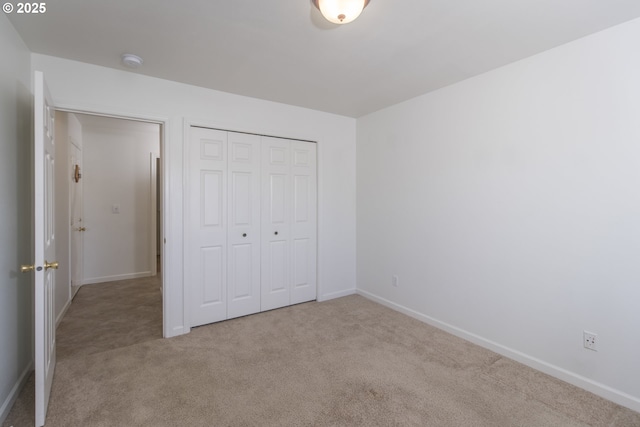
[315,0,370,24]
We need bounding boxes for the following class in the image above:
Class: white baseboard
[71,284,81,298]
[55,297,72,328]
[82,271,152,285]
[0,361,33,424]
[165,325,186,339]
[318,288,356,302]
[356,289,640,414]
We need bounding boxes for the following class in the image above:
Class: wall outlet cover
[583,331,597,351]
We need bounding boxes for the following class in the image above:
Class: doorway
[54,111,163,328]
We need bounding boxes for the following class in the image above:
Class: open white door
[34,70,57,427]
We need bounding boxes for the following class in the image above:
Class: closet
[187,127,317,327]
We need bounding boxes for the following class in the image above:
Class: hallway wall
[81,116,160,284]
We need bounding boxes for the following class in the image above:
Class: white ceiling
[9,0,640,117]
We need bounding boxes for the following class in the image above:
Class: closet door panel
[290,141,317,304]
[261,137,291,311]
[201,246,224,304]
[202,171,224,226]
[227,132,261,319]
[189,128,228,326]
[230,243,253,296]
[268,241,287,291]
[269,174,286,224]
[293,238,310,287]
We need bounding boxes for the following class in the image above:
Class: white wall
[356,18,640,411]
[32,53,358,338]
[82,117,160,283]
[0,14,33,423]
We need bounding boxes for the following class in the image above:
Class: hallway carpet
[4,278,639,426]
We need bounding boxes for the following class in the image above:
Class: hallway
[3,276,162,426]
[56,276,162,361]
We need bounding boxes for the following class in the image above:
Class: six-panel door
[261,138,291,311]
[189,128,228,326]
[227,132,261,319]
[261,138,318,310]
[34,70,57,427]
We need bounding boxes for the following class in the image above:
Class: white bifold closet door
[188,127,316,328]
[261,137,317,311]
[227,132,261,319]
[188,128,261,326]
[188,127,228,326]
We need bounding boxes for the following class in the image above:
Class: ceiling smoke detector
[121,53,143,69]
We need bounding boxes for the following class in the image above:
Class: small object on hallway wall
[73,164,82,182]
[112,204,120,214]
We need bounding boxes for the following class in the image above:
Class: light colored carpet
[4,278,639,426]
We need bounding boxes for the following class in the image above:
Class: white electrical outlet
[392,275,399,287]
[583,331,597,351]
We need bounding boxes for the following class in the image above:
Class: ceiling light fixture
[312,0,370,25]
[121,53,144,69]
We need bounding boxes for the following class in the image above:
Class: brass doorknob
[20,264,35,273]
[77,227,86,232]
[44,261,59,270]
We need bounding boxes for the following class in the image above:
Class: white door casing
[188,127,228,325]
[34,70,57,427]
[227,132,261,319]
